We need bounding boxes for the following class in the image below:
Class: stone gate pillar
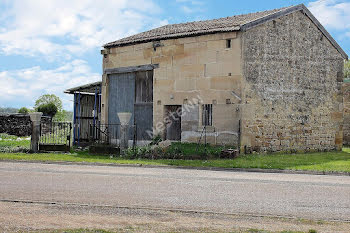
[29,112,43,153]
[117,112,132,151]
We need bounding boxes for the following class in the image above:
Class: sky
[0,0,349,110]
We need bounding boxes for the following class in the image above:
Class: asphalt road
[0,161,350,222]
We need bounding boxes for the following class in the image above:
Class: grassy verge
[1,133,350,173]
[0,148,350,173]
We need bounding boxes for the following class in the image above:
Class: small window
[226,39,231,48]
[202,104,213,126]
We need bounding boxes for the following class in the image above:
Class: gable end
[240,4,348,60]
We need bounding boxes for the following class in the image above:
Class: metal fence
[89,123,137,147]
[39,121,72,151]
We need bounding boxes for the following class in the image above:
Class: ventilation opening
[226,39,231,48]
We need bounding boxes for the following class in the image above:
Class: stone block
[207,40,226,50]
[175,79,196,91]
[222,32,237,39]
[331,112,343,122]
[196,78,211,90]
[115,45,134,54]
[180,64,205,78]
[134,42,153,51]
[161,44,184,56]
[175,37,197,45]
[154,79,174,92]
[152,56,172,67]
[197,33,224,42]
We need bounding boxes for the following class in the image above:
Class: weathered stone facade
[98,6,347,152]
[102,32,242,145]
[343,83,350,145]
[241,11,344,152]
[0,114,52,137]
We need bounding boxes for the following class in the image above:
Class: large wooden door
[108,71,153,141]
[108,72,135,126]
[134,71,153,140]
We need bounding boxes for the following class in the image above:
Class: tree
[345,60,350,80]
[35,94,63,112]
[54,110,73,121]
[18,107,29,114]
[37,103,58,117]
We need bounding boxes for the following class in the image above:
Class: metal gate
[39,121,72,152]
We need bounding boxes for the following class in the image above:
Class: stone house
[67,4,348,153]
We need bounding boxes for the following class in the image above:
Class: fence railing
[39,121,72,149]
[89,123,137,147]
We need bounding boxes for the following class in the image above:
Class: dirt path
[0,201,349,232]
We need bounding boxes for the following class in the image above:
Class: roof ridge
[168,5,294,26]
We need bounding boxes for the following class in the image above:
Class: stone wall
[0,114,52,137]
[241,11,344,152]
[343,83,350,145]
[102,32,243,145]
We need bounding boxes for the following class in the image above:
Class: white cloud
[309,0,350,36]
[176,0,205,14]
[0,60,100,109]
[0,0,165,59]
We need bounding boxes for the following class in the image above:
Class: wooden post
[29,112,43,153]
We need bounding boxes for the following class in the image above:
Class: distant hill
[0,107,19,114]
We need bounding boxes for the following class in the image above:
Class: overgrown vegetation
[18,107,29,114]
[37,103,58,117]
[34,94,73,121]
[345,59,350,81]
[123,142,233,160]
[0,133,30,153]
[1,133,350,173]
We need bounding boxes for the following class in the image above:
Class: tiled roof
[104,6,290,48]
[103,4,348,59]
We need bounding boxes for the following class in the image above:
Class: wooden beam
[104,64,159,75]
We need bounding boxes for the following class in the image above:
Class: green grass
[0,148,350,173]
[1,133,350,173]
[0,133,30,151]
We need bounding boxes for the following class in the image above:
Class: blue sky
[0,0,349,110]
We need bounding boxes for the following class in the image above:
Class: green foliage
[1,148,350,173]
[150,134,162,145]
[34,94,72,121]
[54,110,73,121]
[123,142,231,160]
[37,103,58,117]
[18,107,29,114]
[345,60,350,80]
[0,133,30,153]
[35,94,63,112]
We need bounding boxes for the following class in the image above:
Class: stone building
[342,83,350,146]
[67,4,348,153]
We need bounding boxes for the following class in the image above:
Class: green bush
[18,107,29,114]
[122,142,234,160]
[150,134,162,145]
[37,103,58,117]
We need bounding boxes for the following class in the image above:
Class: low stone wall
[343,83,350,145]
[0,114,52,137]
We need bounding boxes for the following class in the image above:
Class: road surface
[0,161,350,223]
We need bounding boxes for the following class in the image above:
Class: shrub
[150,134,162,145]
[37,103,58,117]
[18,107,29,114]
[120,142,234,160]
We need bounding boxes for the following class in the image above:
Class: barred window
[202,104,213,126]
